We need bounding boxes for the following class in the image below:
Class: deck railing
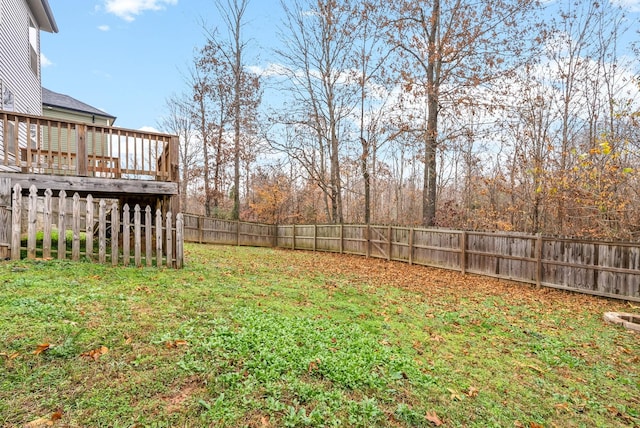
[0,111,178,181]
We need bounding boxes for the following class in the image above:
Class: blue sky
[41,0,281,130]
[40,0,640,132]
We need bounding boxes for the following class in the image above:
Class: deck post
[77,124,88,176]
[0,178,11,259]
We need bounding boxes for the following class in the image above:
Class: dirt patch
[163,376,207,413]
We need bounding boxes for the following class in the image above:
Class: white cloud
[611,0,640,12]
[98,24,110,31]
[40,53,53,67]
[104,0,178,22]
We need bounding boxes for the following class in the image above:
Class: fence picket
[134,205,141,267]
[28,186,37,259]
[86,195,94,261]
[57,190,66,260]
[11,184,21,260]
[72,193,80,261]
[43,189,52,259]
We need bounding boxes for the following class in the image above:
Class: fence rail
[182,215,640,302]
[1,183,183,268]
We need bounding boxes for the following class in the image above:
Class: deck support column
[0,178,11,259]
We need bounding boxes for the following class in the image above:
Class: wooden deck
[0,110,179,202]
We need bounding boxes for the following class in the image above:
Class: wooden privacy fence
[0,183,184,268]
[182,215,640,302]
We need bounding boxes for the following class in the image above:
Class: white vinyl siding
[0,0,42,115]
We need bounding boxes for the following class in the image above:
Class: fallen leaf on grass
[554,402,569,414]
[0,351,20,360]
[81,346,108,361]
[447,388,463,401]
[165,340,188,349]
[308,359,321,373]
[50,411,63,422]
[33,343,50,355]
[466,386,479,397]
[124,334,133,345]
[425,411,442,426]
[24,411,62,427]
[430,334,445,343]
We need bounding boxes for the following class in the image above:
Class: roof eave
[27,0,59,33]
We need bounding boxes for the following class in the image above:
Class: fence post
[339,224,344,254]
[176,213,184,269]
[166,212,173,268]
[387,225,392,261]
[365,225,370,258]
[145,206,152,267]
[236,220,240,246]
[408,227,414,265]
[272,224,278,248]
[123,204,130,266]
[198,215,203,244]
[536,233,542,289]
[460,231,467,275]
[0,178,11,260]
[292,225,296,250]
[11,184,22,260]
[313,224,317,252]
[28,186,37,259]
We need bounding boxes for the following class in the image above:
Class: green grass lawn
[1,244,638,427]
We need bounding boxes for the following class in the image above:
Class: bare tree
[389,0,539,226]
[159,92,201,211]
[274,0,362,223]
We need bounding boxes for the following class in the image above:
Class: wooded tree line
[159,0,640,240]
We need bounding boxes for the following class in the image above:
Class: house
[42,87,117,127]
[0,0,57,115]
[0,0,180,259]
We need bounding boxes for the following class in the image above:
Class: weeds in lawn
[0,244,638,427]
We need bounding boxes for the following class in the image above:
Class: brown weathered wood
[145,205,152,267]
[57,190,67,260]
[339,224,344,254]
[72,193,81,261]
[85,194,94,260]
[460,231,467,274]
[166,212,173,268]
[43,188,52,259]
[0,178,11,259]
[134,204,141,267]
[176,213,184,269]
[77,124,88,176]
[11,184,22,260]
[2,172,178,197]
[156,208,163,267]
[387,225,392,261]
[111,202,119,266]
[292,225,296,250]
[98,199,106,263]
[536,234,542,289]
[123,204,130,266]
[27,186,37,259]
[408,228,414,265]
